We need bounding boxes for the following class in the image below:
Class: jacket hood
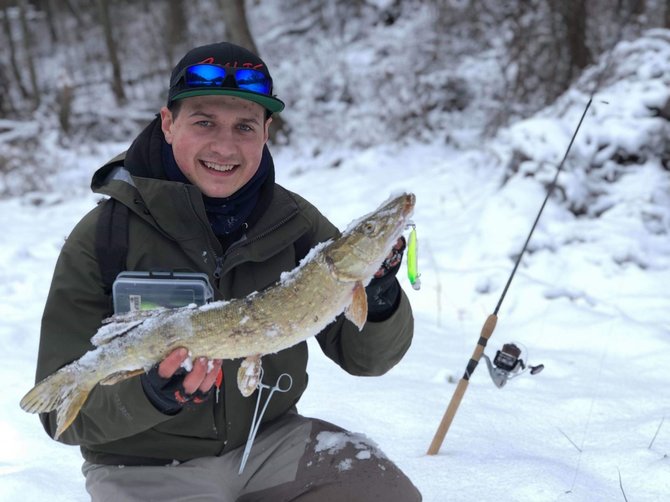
[91,116,167,192]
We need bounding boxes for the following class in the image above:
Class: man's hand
[141,347,223,414]
[157,347,222,395]
[374,237,406,278]
[366,236,406,321]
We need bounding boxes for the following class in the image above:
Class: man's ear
[160,107,174,144]
[263,116,273,143]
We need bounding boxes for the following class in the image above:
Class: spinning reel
[482,343,544,388]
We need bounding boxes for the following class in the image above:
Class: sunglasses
[178,63,273,96]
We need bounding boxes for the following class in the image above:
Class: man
[35,42,421,501]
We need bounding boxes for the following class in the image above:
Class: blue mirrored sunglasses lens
[185,65,227,87]
[184,65,271,95]
[233,68,272,95]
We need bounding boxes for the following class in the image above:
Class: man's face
[160,95,271,198]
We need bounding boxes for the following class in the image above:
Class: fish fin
[102,307,169,325]
[19,372,64,414]
[237,355,262,397]
[99,368,145,385]
[20,366,93,440]
[54,386,92,440]
[90,320,144,346]
[344,281,368,330]
[93,308,169,347]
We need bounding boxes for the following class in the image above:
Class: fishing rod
[426,68,608,457]
[426,100,593,455]
[424,7,634,457]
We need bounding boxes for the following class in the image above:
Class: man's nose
[209,128,237,154]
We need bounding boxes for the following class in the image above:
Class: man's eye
[238,124,253,132]
[196,120,212,127]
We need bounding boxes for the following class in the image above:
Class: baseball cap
[167,42,285,113]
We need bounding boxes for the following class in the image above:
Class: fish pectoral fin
[344,281,368,331]
[99,369,145,386]
[237,355,262,397]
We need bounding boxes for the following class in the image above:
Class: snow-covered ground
[1,33,669,502]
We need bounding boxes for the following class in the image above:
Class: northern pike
[20,192,416,439]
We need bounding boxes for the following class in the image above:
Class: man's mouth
[201,160,237,172]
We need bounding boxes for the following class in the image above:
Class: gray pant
[83,413,421,502]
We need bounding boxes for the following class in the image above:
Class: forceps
[238,370,293,474]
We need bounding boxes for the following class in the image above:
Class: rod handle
[426,378,469,455]
[426,314,498,455]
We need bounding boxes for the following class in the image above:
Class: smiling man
[34,42,421,501]
[161,95,269,198]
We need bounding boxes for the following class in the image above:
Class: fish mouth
[393,193,415,235]
[401,193,416,217]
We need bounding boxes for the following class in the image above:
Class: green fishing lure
[407,224,421,290]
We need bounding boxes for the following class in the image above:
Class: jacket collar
[91,156,309,268]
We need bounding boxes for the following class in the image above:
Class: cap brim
[170,89,285,113]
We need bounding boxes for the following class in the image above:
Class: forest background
[1,0,669,195]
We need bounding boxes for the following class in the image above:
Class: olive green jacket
[35,157,414,466]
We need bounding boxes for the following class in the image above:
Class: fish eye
[363,222,376,235]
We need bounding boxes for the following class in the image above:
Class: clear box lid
[112,271,214,314]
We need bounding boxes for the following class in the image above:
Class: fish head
[325,193,415,283]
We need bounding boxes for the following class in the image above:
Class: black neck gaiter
[162,141,271,236]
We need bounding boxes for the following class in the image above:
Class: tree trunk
[219,0,259,52]
[0,65,14,117]
[219,0,287,142]
[548,0,592,89]
[57,79,74,135]
[1,2,30,101]
[628,0,645,15]
[38,0,59,42]
[63,0,84,28]
[18,0,40,109]
[96,0,126,104]
[562,0,592,73]
[165,0,186,64]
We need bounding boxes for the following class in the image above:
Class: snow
[180,354,193,373]
[278,239,331,285]
[2,33,670,502]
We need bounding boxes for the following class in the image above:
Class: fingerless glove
[140,366,212,414]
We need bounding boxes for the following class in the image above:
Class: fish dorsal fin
[99,369,145,385]
[90,319,145,346]
[91,320,144,346]
[237,355,262,397]
[91,309,164,346]
[344,281,367,330]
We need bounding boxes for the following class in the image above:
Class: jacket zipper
[221,212,298,267]
[189,189,297,438]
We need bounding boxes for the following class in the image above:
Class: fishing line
[493,102,591,317]
[495,0,628,316]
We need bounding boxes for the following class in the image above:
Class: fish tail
[20,366,93,439]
